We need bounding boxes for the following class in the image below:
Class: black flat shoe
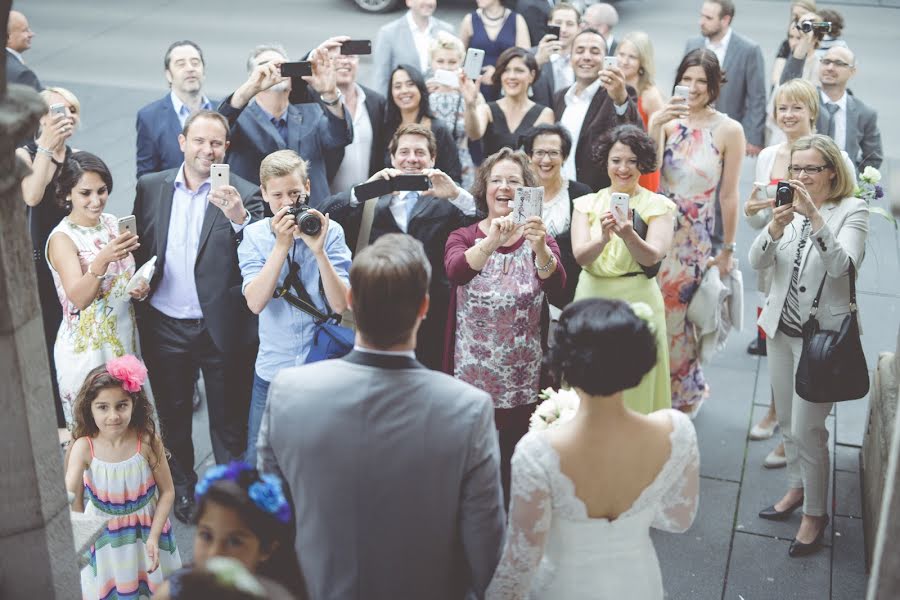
[747,336,767,356]
[173,494,195,524]
[788,516,828,557]
[758,496,803,520]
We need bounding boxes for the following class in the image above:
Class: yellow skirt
[573,271,672,414]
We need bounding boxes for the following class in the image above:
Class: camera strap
[273,252,342,325]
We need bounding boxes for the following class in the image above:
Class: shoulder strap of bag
[810,259,857,317]
[356,197,377,255]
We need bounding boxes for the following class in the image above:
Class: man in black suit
[325,50,387,193]
[5,10,40,90]
[132,110,264,522]
[552,29,641,191]
[321,123,477,370]
[135,41,215,179]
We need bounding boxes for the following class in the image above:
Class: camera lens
[800,20,813,33]
[297,211,322,236]
[776,184,794,206]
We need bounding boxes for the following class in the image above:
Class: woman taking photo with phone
[462,47,554,157]
[649,49,744,417]
[749,134,867,557]
[744,79,857,468]
[570,125,675,414]
[46,151,149,430]
[444,148,566,506]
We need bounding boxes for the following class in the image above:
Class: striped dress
[80,436,181,599]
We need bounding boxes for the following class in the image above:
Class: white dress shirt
[391,190,421,232]
[406,10,435,73]
[353,345,417,359]
[550,55,574,92]
[560,79,602,180]
[704,27,733,66]
[6,47,24,64]
[331,84,374,194]
[170,91,213,128]
[821,90,848,151]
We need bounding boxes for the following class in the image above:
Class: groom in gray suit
[257,234,505,600]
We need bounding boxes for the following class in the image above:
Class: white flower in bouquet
[530,388,581,431]
[861,166,881,185]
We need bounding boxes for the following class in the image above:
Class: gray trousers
[767,330,833,516]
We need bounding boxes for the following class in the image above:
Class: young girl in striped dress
[65,355,181,599]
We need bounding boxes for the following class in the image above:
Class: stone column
[0,3,81,597]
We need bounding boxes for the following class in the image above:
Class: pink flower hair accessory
[106,355,148,393]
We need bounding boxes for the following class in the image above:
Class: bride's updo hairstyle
[545,299,657,396]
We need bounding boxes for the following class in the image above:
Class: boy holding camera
[238,149,352,464]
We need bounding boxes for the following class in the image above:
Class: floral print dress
[657,119,724,410]
[47,214,139,426]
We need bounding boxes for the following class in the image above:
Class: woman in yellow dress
[571,125,676,413]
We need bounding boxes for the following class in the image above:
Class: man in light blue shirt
[238,149,352,463]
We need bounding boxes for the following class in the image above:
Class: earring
[638,67,645,76]
[528,85,534,98]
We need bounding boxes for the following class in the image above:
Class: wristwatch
[320,89,343,107]
[723,242,737,252]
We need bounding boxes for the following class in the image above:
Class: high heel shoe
[758,495,803,520]
[788,515,828,557]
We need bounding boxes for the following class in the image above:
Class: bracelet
[86,263,104,279]
[320,89,343,107]
[476,243,492,257]
[535,254,555,272]
[723,242,737,252]
[36,146,53,156]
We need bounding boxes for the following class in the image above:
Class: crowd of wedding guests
[7,0,884,597]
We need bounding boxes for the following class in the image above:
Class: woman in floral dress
[46,152,150,428]
[444,148,566,505]
[648,49,744,416]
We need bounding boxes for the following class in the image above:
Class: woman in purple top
[444,148,566,506]
[460,0,531,101]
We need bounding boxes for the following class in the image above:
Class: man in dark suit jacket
[782,45,882,172]
[5,10,40,90]
[135,41,215,179]
[321,123,477,370]
[132,110,264,523]
[685,0,766,154]
[218,43,352,209]
[552,29,642,191]
[324,52,387,191]
[530,2,580,108]
[516,0,553,52]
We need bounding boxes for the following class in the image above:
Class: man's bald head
[820,45,856,91]
[583,3,619,36]
[7,10,34,53]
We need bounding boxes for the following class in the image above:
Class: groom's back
[263,355,504,600]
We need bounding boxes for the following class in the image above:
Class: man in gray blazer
[257,234,505,600]
[5,10,40,90]
[372,0,455,93]
[685,0,766,155]
[781,45,882,172]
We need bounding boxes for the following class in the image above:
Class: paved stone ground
[17,0,899,596]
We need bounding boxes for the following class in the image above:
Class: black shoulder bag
[795,260,869,403]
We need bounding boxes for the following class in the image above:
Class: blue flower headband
[195,462,292,524]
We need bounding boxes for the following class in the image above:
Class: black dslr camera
[287,201,322,236]
[797,20,831,35]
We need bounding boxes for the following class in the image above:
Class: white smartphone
[610,192,629,224]
[433,68,459,88]
[118,215,136,236]
[49,103,67,119]
[463,48,485,80]
[210,164,230,192]
[752,181,769,201]
[673,85,690,100]
[603,56,619,70]
[766,183,778,199]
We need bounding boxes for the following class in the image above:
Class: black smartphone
[545,25,561,39]
[393,174,431,192]
[340,40,372,55]
[775,181,794,207]
[354,178,393,201]
[280,61,312,77]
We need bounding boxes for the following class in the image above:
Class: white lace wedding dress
[486,409,700,599]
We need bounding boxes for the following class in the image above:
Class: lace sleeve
[652,411,700,533]
[486,435,552,599]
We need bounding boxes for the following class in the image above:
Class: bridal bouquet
[530,387,580,431]
[855,167,893,224]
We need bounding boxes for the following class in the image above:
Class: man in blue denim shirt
[238,149,352,463]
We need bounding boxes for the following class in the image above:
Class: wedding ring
[223,198,229,206]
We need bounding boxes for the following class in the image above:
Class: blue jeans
[245,372,270,467]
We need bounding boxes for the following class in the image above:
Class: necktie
[824,103,839,139]
[404,192,420,227]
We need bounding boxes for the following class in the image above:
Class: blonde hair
[259,149,309,189]
[40,86,81,115]
[429,31,465,62]
[791,0,817,18]
[619,31,656,93]
[773,78,820,130]
[791,134,855,202]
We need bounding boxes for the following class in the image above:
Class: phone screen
[280,62,312,77]
[340,40,372,55]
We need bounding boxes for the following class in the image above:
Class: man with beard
[217,42,352,208]
[136,41,215,178]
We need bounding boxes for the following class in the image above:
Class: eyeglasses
[532,150,562,160]
[820,58,852,68]
[788,164,830,175]
[489,177,524,187]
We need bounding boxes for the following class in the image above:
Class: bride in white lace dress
[487,299,700,599]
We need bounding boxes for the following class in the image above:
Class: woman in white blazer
[749,134,868,558]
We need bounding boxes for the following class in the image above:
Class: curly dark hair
[521,123,573,161]
[673,48,725,107]
[544,299,657,396]
[55,151,113,212]
[470,147,539,215]
[592,124,658,175]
